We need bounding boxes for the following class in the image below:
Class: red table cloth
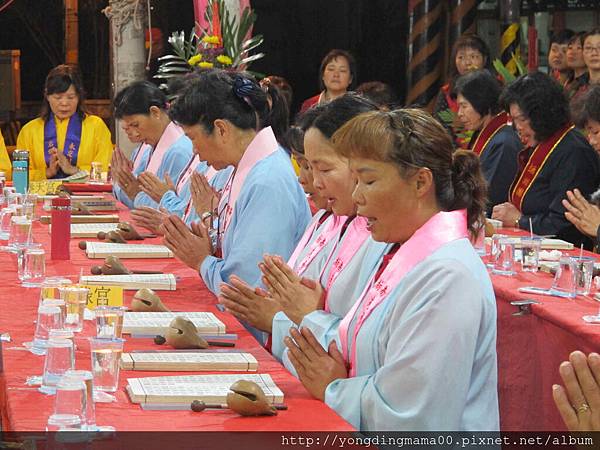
[0,202,353,432]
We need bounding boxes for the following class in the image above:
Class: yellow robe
[16,114,113,181]
[0,130,11,181]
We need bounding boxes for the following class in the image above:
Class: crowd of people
[2,29,600,431]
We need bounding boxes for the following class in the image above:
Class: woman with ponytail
[283,108,499,431]
[162,70,311,312]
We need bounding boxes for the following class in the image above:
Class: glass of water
[574,256,595,296]
[551,256,578,298]
[492,237,516,276]
[46,375,87,431]
[520,236,542,273]
[33,303,63,349]
[21,247,46,287]
[64,369,96,431]
[95,306,127,338]
[41,338,75,394]
[60,286,90,333]
[89,337,125,393]
[0,207,15,240]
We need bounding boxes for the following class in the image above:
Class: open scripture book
[84,242,174,259]
[126,373,284,404]
[122,311,225,334]
[79,274,177,290]
[121,351,258,372]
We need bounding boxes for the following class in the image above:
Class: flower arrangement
[154,0,264,90]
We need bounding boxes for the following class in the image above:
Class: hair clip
[233,76,255,109]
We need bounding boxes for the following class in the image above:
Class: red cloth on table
[485,231,600,431]
[0,201,353,431]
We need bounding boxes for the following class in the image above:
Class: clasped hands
[46,147,78,178]
[219,255,347,400]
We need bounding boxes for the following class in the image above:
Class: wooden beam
[65,0,78,65]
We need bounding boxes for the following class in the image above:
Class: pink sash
[338,210,468,376]
[219,127,278,234]
[291,214,347,276]
[287,211,328,269]
[176,155,201,195]
[145,122,184,174]
[183,166,219,222]
[133,143,152,171]
[322,216,371,312]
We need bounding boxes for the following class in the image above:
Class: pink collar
[339,210,468,376]
[145,122,184,174]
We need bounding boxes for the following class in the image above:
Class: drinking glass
[60,286,90,333]
[41,299,66,327]
[17,242,42,282]
[46,375,87,431]
[95,306,127,338]
[39,277,73,305]
[0,207,15,240]
[551,256,577,298]
[7,216,31,249]
[520,237,542,272]
[64,369,96,431]
[21,247,46,287]
[41,338,75,393]
[33,304,63,349]
[89,337,125,392]
[574,256,595,296]
[492,237,516,276]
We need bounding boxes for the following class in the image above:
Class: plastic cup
[64,369,96,430]
[492,237,516,276]
[46,375,86,430]
[33,304,63,349]
[574,256,595,295]
[21,247,46,287]
[551,256,577,298]
[41,339,75,393]
[60,286,90,333]
[95,306,126,338]
[520,236,542,272]
[89,337,125,392]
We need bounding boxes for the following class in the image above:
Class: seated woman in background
[454,70,520,212]
[112,81,194,209]
[562,86,600,244]
[548,29,574,84]
[300,49,356,113]
[16,64,113,180]
[0,130,11,180]
[433,34,491,149]
[492,72,599,248]
[162,70,310,298]
[284,109,498,431]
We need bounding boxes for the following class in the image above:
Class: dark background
[0,0,407,117]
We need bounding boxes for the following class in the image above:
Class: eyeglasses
[584,46,600,54]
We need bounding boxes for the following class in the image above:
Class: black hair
[312,93,378,139]
[282,105,326,155]
[318,49,358,92]
[355,81,397,109]
[567,31,586,47]
[577,85,600,128]
[261,81,290,147]
[500,71,570,142]
[550,29,575,47]
[453,70,502,117]
[114,81,168,119]
[448,34,492,84]
[169,69,269,133]
[41,64,87,121]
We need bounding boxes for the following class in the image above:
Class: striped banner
[500,22,521,75]
[448,0,478,52]
[407,0,443,110]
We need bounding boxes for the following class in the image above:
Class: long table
[491,230,600,431]
[0,202,353,432]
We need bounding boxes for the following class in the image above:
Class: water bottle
[12,150,29,194]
